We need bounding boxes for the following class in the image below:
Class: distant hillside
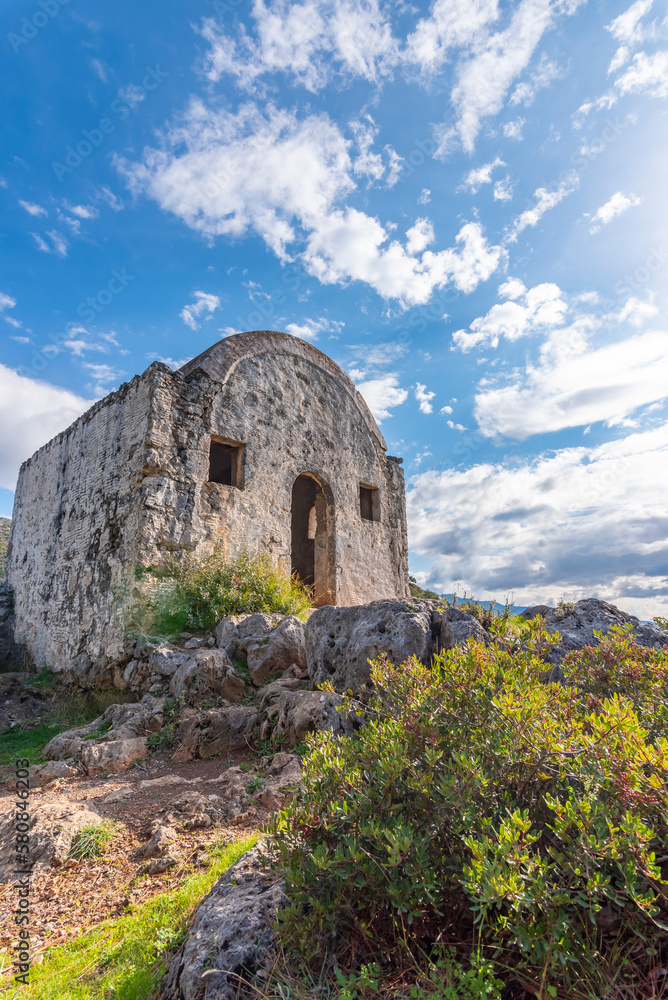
[0,518,10,580]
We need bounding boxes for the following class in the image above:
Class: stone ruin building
[6,330,409,681]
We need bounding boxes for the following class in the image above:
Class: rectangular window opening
[209,439,244,488]
[360,484,380,522]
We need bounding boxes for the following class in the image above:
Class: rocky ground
[0,595,665,993]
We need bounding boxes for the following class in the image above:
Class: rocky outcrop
[170,648,245,704]
[523,599,668,663]
[43,694,165,774]
[0,798,102,882]
[171,705,260,761]
[260,681,353,747]
[163,842,286,1000]
[305,599,486,693]
[246,616,307,686]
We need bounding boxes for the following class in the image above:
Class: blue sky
[1,0,667,615]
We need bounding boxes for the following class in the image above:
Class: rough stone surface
[172,705,260,761]
[246,615,307,686]
[522,598,668,664]
[81,737,148,776]
[0,799,102,881]
[5,760,78,790]
[170,648,245,704]
[306,599,486,692]
[43,694,164,767]
[260,686,353,747]
[134,824,177,860]
[164,842,286,1000]
[0,584,24,670]
[7,331,409,683]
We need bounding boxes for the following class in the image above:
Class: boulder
[246,615,306,686]
[172,705,260,761]
[522,598,668,664]
[148,644,191,677]
[214,612,283,659]
[164,842,286,1000]
[44,694,164,769]
[257,752,302,811]
[170,649,244,704]
[81,737,148,775]
[0,798,102,881]
[5,760,78,789]
[306,599,485,693]
[260,687,352,747]
[134,824,177,859]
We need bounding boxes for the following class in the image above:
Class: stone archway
[291,473,335,607]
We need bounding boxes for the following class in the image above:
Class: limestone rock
[257,752,302,810]
[246,615,306,686]
[44,694,164,767]
[214,612,283,660]
[0,798,102,882]
[148,644,191,677]
[306,599,485,693]
[261,687,352,747]
[170,648,244,704]
[5,760,78,789]
[158,791,223,830]
[164,842,286,1000]
[522,598,668,664]
[81,737,148,775]
[172,705,259,761]
[135,824,177,859]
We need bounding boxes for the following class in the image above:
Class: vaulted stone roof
[179,330,387,451]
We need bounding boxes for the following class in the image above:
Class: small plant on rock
[69,822,116,862]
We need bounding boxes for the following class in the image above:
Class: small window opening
[209,439,243,488]
[360,484,380,522]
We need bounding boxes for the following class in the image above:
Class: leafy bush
[270,620,668,994]
[126,549,313,639]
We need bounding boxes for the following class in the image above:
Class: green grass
[68,824,115,862]
[0,722,66,766]
[1,835,258,1000]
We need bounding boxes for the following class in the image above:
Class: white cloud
[405,0,499,75]
[461,156,505,193]
[615,50,668,99]
[119,102,503,306]
[493,175,514,201]
[353,373,408,422]
[0,293,17,312]
[406,422,668,617]
[506,172,579,242]
[588,190,643,233]
[619,295,658,327]
[434,0,556,153]
[502,116,527,140]
[19,200,47,217]
[509,53,562,105]
[453,279,567,351]
[30,230,68,257]
[440,404,453,414]
[199,0,400,93]
[474,328,668,439]
[405,218,435,254]
[606,0,654,73]
[285,317,345,340]
[63,202,100,220]
[82,363,124,396]
[180,290,221,330]
[415,382,436,413]
[96,186,125,211]
[417,188,431,205]
[0,365,93,491]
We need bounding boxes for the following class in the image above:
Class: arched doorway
[291,473,335,607]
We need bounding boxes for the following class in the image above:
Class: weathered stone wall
[8,332,410,680]
[7,368,160,676]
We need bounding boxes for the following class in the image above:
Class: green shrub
[269,620,668,993]
[0,722,66,766]
[125,549,313,640]
[146,723,177,756]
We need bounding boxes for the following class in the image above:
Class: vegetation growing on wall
[270,621,668,998]
[125,549,313,640]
